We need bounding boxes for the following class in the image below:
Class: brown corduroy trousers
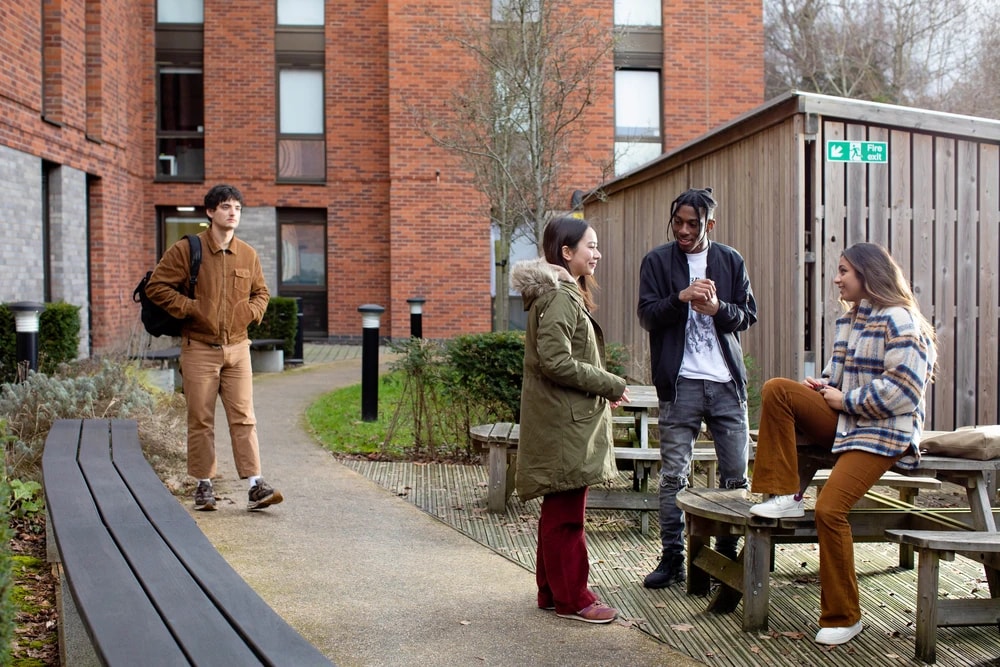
[180,338,261,480]
[750,378,898,627]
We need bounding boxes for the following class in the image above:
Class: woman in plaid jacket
[748,242,936,646]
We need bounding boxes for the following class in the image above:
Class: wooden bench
[676,486,1000,632]
[469,422,663,531]
[42,419,332,666]
[885,529,1000,664]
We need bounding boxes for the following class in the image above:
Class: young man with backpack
[146,184,283,512]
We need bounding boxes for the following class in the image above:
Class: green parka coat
[510,258,627,502]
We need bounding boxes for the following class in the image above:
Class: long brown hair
[841,242,936,342]
[541,216,599,312]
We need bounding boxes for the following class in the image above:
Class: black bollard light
[357,304,385,422]
[288,296,304,365]
[406,297,426,339]
[9,301,45,381]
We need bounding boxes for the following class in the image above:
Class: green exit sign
[827,141,888,163]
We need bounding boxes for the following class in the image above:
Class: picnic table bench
[675,454,1000,637]
[469,421,666,530]
[43,418,332,666]
[885,529,1000,663]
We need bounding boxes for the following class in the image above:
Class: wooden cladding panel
[980,145,1000,426]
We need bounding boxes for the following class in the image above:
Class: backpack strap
[184,234,202,296]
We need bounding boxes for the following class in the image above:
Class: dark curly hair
[204,184,244,212]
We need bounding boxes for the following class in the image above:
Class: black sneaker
[194,481,216,511]
[643,552,686,589]
[247,479,284,511]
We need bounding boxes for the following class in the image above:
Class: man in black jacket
[636,187,758,588]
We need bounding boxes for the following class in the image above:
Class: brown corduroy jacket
[145,230,269,346]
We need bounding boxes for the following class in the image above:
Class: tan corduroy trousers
[750,377,898,628]
[180,338,261,480]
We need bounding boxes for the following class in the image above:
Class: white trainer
[815,620,863,645]
[749,494,804,518]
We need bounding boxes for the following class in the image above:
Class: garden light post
[358,304,385,422]
[8,301,44,380]
[289,296,304,365]
[406,297,426,339]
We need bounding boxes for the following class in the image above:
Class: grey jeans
[656,377,750,554]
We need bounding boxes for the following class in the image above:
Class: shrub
[0,360,158,482]
[443,331,524,423]
[248,296,298,357]
[605,341,630,378]
[386,338,450,456]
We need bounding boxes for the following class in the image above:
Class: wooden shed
[584,91,1000,430]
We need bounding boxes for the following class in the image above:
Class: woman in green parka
[510,216,630,624]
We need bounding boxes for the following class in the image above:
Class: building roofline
[587,91,1000,201]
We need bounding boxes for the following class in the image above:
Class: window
[614,69,661,175]
[276,12,325,182]
[158,206,208,257]
[492,0,539,22]
[277,0,324,26]
[157,0,203,24]
[614,0,661,26]
[280,222,325,286]
[157,66,205,180]
[278,209,327,337]
[277,69,325,181]
[156,8,204,180]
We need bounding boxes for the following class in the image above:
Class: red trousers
[750,378,897,627]
[535,487,597,614]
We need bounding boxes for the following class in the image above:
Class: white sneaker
[815,620,862,645]
[749,494,804,518]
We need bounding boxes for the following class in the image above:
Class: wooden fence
[585,92,1000,430]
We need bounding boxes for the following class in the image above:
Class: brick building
[0,0,763,354]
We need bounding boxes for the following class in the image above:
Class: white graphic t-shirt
[678,248,732,383]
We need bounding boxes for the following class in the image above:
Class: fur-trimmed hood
[510,257,576,309]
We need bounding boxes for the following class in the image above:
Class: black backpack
[133,234,202,337]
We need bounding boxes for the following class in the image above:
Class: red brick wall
[1,0,152,351]
[662,0,764,149]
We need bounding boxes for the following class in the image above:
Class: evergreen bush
[248,296,298,357]
[443,331,524,423]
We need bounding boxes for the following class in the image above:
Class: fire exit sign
[827,140,888,163]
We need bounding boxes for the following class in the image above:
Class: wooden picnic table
[619,384,659,449]
[676,454,1000,633]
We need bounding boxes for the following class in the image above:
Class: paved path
[191,348,703,667]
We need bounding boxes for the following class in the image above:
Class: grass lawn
[305,372,414,456]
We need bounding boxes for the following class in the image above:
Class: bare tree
[418,0,616,331]
[765,0,971,106]
[937,2,1000,118]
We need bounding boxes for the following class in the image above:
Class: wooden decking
[339,458,1000,667]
